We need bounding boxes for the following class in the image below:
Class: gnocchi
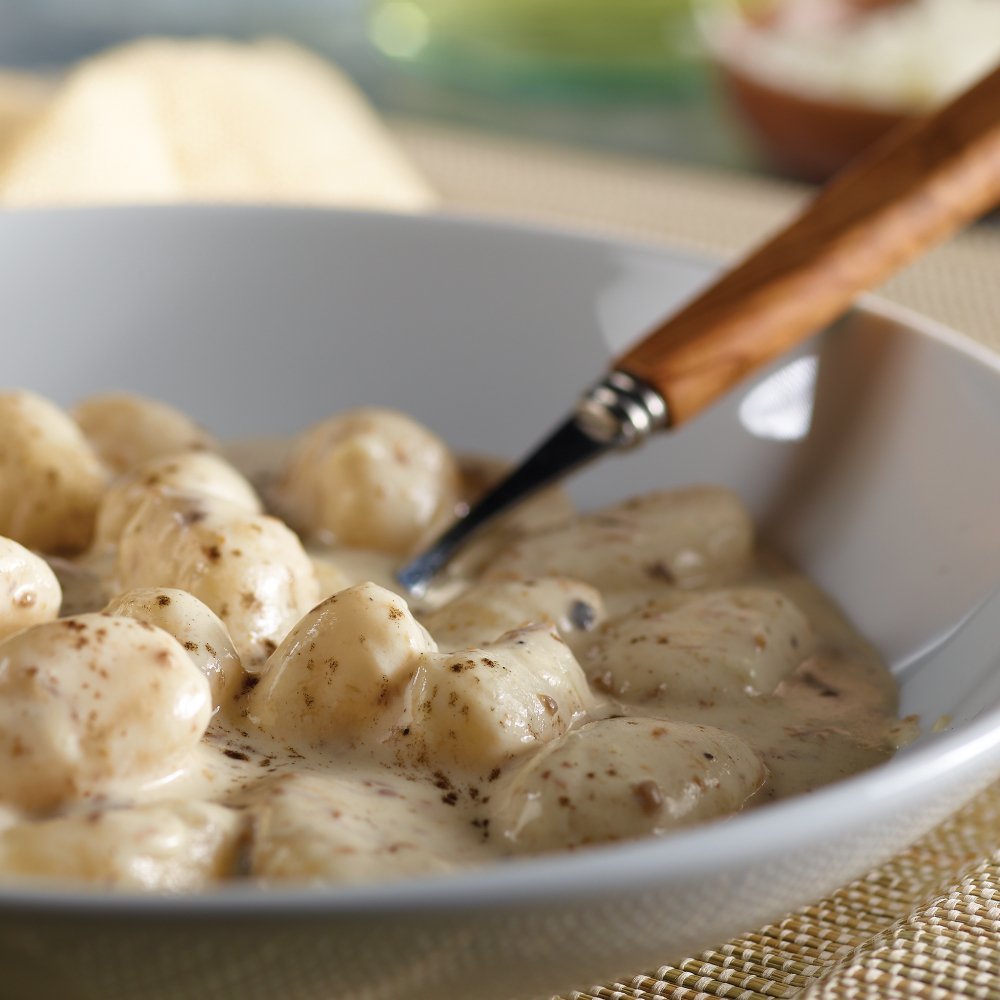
[494,717,767,852]
[0,390,106,553]
[0,536,62,640]
[482,487,754,600]
[274,407,461,555]
[73,392,217,475]
[247,582,436,748]
[0,389,907,889]
[392,624,595,773]
[102,587,246,709]
[94,450,261,548]
[116,490,319,666]
[582,588,816,702]
[0,613,212,812]
[246,773,473,885]
[0,800,244,890]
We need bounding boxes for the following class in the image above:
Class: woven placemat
[563,781,1000,999]
[395,120,1000,999]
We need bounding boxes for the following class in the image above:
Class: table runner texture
[395,122,1000,1000]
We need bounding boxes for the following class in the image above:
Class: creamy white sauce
[0,406,913,889]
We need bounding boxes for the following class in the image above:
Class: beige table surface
[395,120,1000,1000]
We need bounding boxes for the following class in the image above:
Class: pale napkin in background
[0,69,53,164]
[0,38,433,210]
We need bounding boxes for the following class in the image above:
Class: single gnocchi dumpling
[0,390,106,553]
[0,614,212,812]
[248,582,436,748]
[72,391,217,475]
[420,577,604,654]
[392,624,595,774]
[582,589,815,703]
[0,537,62,641]
[94,451,262,548]
[493,717,766,853]
[482,487,754,597]
[103,588,245,710]
[246,773,472,885]
[116,491,320,666]
[274,407,462,555]
[0,801,244,889]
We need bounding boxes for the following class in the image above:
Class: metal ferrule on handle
[575,370,670,446]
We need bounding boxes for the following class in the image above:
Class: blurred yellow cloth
[0,39,433,210]
[0,69,53,165]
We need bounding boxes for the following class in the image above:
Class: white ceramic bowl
[2,206,1000,1000]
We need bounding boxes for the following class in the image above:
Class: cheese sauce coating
[0,394,913,889]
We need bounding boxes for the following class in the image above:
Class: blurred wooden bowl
[718,58,907,182]
[706,0,919,182]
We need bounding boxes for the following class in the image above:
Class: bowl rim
[1,203,998,916]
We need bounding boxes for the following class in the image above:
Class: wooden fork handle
[615,63,1000,427]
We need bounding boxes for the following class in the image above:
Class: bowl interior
[4,206,1000,1000]
[3,205,999,756]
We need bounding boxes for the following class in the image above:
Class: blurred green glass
[367,0,718,97]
